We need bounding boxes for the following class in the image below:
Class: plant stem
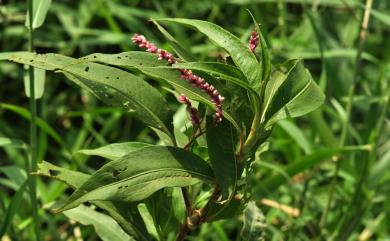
[27,0,40,240]
[319,0,374,232]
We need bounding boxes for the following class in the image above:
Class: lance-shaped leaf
[262,59,325,127]
[206,117,237,200]
[80,51,241,132]
[74,142,152,161]
[150,19,196,62]
[155,18,262,91]
[36,161,150,241]
[63,205,135,241]
[58,145,214,211]
[8,52,174,141]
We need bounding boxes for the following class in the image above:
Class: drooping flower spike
[132,33,224,123]
[178,94,201,127]
[249,31,259,53]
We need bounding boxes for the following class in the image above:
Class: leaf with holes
[58,145,215,212]
[35,161,150,241]
[80,51,242,132]
[8,52,174,142]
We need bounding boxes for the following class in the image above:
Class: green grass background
[0,0,389,240]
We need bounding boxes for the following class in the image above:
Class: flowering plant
[3,14,324,241]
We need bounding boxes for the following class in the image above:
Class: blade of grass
[27,0,40,240]
[0,181,28,238]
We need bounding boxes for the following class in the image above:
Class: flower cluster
[131,33,224,123]
[178,95,201,127]
[179,69,224,123]
[249,31,259,53]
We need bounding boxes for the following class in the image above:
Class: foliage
[0,1,389,241]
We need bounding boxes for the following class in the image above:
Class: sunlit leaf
[63,205,135,241]
[8,52,174,142]
[58,145,214,211]
[155,18,262,91]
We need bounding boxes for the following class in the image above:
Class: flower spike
[132,33,224,123]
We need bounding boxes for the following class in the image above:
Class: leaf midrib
[11,54,173,140]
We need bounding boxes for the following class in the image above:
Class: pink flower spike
[131,33,226,125]
[178,94,188,104]
[249,30,259,53]
[177,94,201,127]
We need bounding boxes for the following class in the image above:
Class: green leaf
[74,142,152,161]
[155,18,262,91]
[25,0,52,29]
[0,166,27,188]
[63,205,135,241]
[277,120,312,154]
[240,201,266,241]
[262,59,325,127]
[0,181,28,239]
[150,19,196,62]
[35,161,150,241]
[24,67,45,99]
[8,52,174,142]
[80,51,241,132]
[0,137,26,149]
[206,117,237,200]
[59,145,214,211]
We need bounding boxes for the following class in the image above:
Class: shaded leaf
[206,117,237,200]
